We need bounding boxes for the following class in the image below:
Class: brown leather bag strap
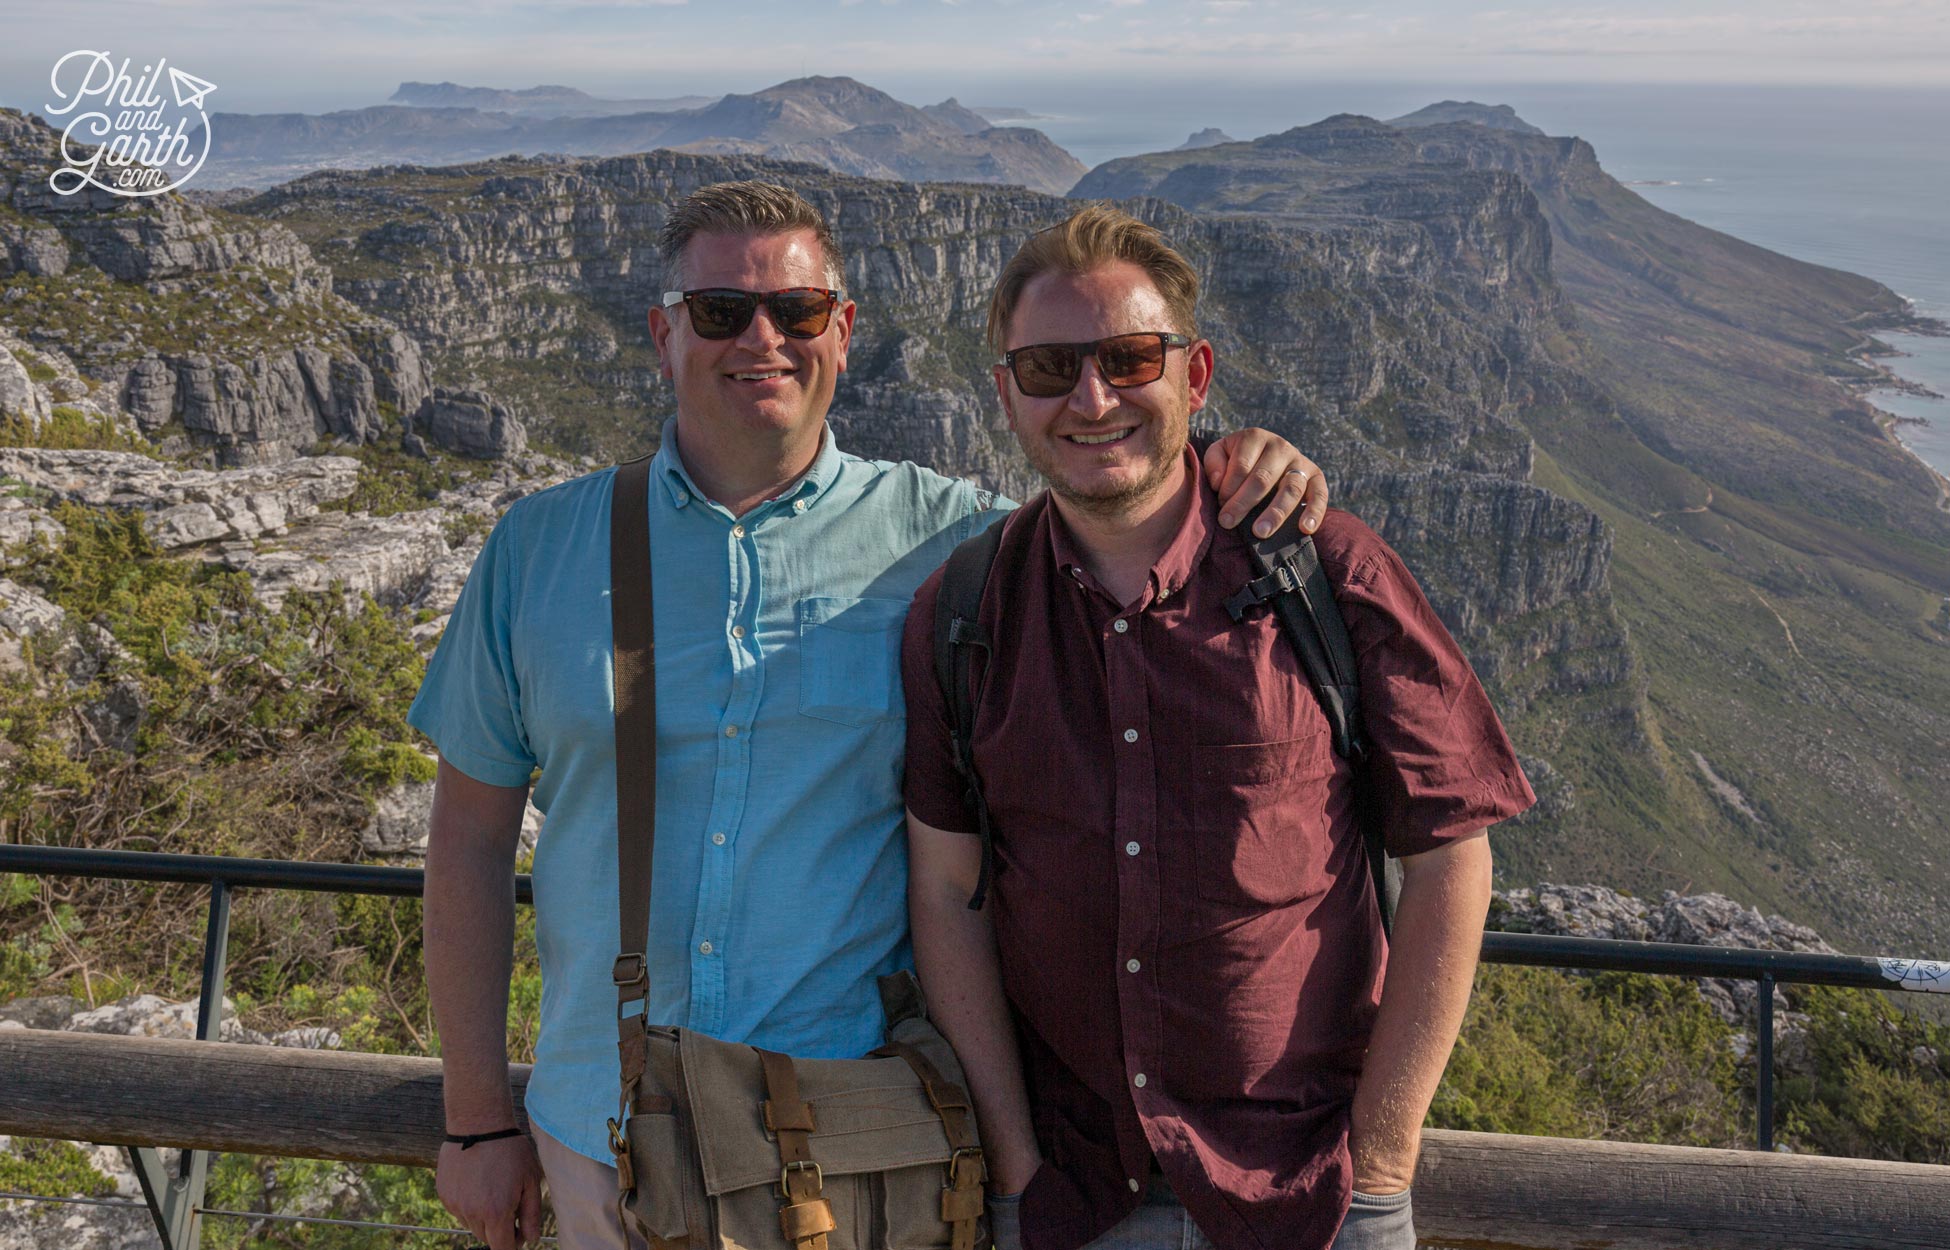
[609,454,656,1137]
[873,1042,986,1250]
[872,1041,980,1151]
[758,1048,836,1250]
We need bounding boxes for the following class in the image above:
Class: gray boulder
[412,387,528,459]
[214,508,454,610]
[1494,883,1839,1033]
[0,448,361,549]
[0,340,51,425]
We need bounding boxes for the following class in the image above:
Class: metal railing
[2,843,1946,1248]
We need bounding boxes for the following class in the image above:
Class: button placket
[1103,573,1162,1170]
[692,498,762,1035]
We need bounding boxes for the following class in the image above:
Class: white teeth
[733,371,787,381]
[1069,429,1133,446]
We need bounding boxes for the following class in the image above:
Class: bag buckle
[779,1159,824,1199]
[946,1147,985,1188]
[613,954,648,987]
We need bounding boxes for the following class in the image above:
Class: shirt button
[675,490,689,506]
[1126,958,1141,973]
[699,941,714,955]
[711,832,726,846]
[1133,1073,1147,1088]
[1128,1178,1141,1193]
[1125,841,1140,856]
[1113,618,1129,634]
[1122,728,1138,744]
[732,524,746,539]
[725,726,739,738]
[794,499,807,512]
[731,625,746,639]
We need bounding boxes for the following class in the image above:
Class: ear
[832,298,857,374]
[1185,337,1214,416]
[993,364,1019,433]
[649,305,675,381]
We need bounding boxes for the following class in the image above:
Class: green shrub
[203,1154,460,1250]
[0,405,157,455]
[320,440,496,519]
[1778,985,1950,1163]
[1432,964,1746,1147]
[0,1139,116,1199]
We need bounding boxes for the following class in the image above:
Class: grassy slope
[1523,392,1950,952]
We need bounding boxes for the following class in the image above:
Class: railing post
[133,877,231,1250]
[1757,971,1775,1152]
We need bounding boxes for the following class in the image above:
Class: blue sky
[1,0,1946,117]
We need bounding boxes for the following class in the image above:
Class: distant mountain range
[387,82,718,117]
[188,76,1086,195]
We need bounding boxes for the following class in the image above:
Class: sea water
[955,82,1950,483]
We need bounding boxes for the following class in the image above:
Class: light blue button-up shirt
[407,425,1006,1162]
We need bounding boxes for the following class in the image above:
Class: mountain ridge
[182,76,1085,195]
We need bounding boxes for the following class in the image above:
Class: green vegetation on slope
[0,405,159,456]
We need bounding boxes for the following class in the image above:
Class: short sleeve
[1324,521,1535,857]
[901,566,980,834]
[406,504,537,789]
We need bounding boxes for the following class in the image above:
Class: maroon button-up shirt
[902,453,1534,1250]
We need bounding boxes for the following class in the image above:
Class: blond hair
[658,180,846,288]
[987,205,1199,354]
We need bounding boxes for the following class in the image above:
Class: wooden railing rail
[5,1031,1948,1250]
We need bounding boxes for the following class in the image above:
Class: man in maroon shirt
[901,206,1536,1250]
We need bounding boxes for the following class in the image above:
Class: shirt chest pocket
[798,596,908,727]
[1186,726,1336,914]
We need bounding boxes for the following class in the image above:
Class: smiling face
[648,227,854,471]
[995,260,1212,519]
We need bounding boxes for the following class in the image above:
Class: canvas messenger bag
[605,454,988,1250]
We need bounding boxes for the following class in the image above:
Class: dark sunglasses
[998,332,1192,399]
[660,287,843,340]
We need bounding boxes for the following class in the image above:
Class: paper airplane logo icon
[168,67,216,110]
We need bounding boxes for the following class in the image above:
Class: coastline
[1848,309,1950,513]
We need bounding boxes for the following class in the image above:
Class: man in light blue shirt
[411,181,1329,1250]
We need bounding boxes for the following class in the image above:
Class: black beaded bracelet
[445,1127,524,1151]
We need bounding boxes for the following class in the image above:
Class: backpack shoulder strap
[1226,500,1400,935]
[932,515,1008,911]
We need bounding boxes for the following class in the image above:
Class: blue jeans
[989,1178,1414,1250]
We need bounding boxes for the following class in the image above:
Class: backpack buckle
[1223,565,1297,622]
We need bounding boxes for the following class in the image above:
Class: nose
[1064,355,1118,420]
[735,301,788,352]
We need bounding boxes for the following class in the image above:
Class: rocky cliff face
[1,109,433,465]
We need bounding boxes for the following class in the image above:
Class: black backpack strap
[932,518,1007,910]
[1229,498,1400,935]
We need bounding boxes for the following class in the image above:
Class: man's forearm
[1347,834,1493,1192]
[425,803,521,1132]
[907,814,1042,1194]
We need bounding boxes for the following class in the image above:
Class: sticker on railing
[1879,958,1950,992]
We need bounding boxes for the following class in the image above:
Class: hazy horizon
[4,0,1948,118]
